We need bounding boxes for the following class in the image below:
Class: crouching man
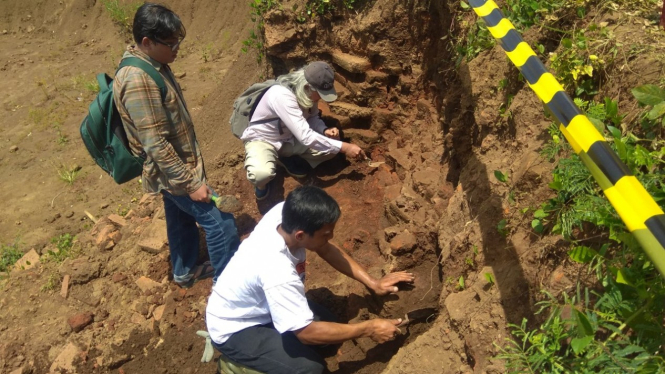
[206,186,414,374]
[241,61,367,200]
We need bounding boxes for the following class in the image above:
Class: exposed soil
[1,0,664,373]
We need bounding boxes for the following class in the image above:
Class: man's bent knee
[246,164,276,188]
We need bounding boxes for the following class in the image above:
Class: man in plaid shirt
[113,3,239,288]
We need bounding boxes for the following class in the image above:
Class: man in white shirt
[206,186,415,374]
[240,62,367,200]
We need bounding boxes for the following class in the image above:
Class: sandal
[176,261,215,289]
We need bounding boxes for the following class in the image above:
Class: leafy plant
[457,275,465,290]
[453,11,495,66]
[503,0,565,30]
[0,241,23,273]
[241,30,265,63]
[44,234,76,263]
[632,84,665,138]
[500,255,665,373]
[242,0,280,62]
[484,272,495,286]
[57,164,81,185]
[41,272,61,292]
[550,22,619,99]
[102,0,142,34]
[201,43,215,63]
[494,170,508,183]
[505,85,665,372]
[296,0,361,18]
[56,130,68,146]
[497,218,509,236]
[536,95,662,241]
[72,74,99,93]
[531,208,547,234]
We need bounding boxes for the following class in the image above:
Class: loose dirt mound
[1,0,664,373]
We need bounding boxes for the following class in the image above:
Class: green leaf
[494,170,508,183]
[568,246,598,263]
[647,101,665,120]
[631,84,665,106]
[533,209,547,218]
[574,309,594,337]
[531,219,544,233]
[561,38,573,48]
[588,117,604,133]
[606,125,621,139]
[548,180,563,191]
[571,336,593,354]
[458,275,465,289]
[497,219,507,233]
[616,268,633,286]
[460,1,470,9]
[484,272,494,285]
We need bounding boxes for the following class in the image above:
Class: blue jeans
[161,191,240,284]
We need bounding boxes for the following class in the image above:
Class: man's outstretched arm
[314,242,414,295]
[294,318,401,345]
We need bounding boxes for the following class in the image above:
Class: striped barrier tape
[469,0,665,278]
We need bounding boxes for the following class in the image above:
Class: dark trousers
[213,301,337,374]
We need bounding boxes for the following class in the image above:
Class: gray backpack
[229,80,281,138]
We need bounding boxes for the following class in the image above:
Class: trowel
[398,307,438,328]
[365,157,385,168]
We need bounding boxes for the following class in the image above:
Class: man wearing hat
[239,61,367,200]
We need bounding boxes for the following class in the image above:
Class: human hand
[370,271,415,296]
[341,142,367,160]
[189,184,212,203]
[324,127,340,139]
[366,318,403,343]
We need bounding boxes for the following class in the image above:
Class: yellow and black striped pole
[469,0,665,278]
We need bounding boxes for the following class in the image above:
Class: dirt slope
[1,0,664,374]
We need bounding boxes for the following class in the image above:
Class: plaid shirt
[113,46,205,195]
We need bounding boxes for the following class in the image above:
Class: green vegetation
[501,84,665,372]
[452,8,495,66]
[41,273,61,292]
[549,24,617,98]
[201,43,215,63]
[457,275,466,290]
[537,92,662,241]
[43,234,76,263]
[102,0,142,34]
[243,0,365,60]
[0,241,23,273]
[57,164,81,185]
[241,29,265,63]
[454,0,601,69]
[241,0,280,62]
[297,0,361,18]
[72,73,100,94]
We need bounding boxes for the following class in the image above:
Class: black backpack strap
[117,57,167,101]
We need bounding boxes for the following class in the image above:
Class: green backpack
[79,57,166,184]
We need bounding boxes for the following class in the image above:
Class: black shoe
[275,156,311,178]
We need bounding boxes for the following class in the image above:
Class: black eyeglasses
[154,37,184,51]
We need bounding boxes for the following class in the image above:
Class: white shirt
[240,85,343,154]
[206,202,314,344]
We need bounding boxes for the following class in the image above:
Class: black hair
[282,186,341,236]
[132,3,186,45]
